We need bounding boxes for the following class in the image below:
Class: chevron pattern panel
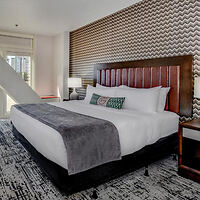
[70,0,200,119]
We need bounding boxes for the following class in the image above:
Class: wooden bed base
[13,125,177,194]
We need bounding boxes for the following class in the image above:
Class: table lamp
[68,77,82,100]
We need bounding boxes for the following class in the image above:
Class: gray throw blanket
[14,103,121,175]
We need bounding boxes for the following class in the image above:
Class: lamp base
[70,88,79,100]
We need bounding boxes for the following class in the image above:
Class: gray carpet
[0,120,200,200]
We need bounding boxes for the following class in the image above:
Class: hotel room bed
[10,55,193,194]
[10,100,179,170]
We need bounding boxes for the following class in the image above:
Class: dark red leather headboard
[94,56,193,117]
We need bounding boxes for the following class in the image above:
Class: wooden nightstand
[178,119,200,183]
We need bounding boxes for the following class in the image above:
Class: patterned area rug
[0,120,200,200]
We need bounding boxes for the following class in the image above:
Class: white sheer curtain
[0,51,7,118]
[0,87,6,118]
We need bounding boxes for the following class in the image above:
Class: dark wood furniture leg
[144,165,149,176]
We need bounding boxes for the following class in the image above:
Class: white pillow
[157,87,170,112]
[115,87,161,113]
[119,85,161,90]
[89,84,169,112]
[84,85,116,104]
[119,85,130,89]
[96,83,118,89]
[119,85,170,112]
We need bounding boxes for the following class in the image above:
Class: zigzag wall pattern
[70,0,200,119]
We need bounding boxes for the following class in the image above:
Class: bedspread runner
[13,103,121,175]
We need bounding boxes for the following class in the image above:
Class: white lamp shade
[68,77,82,88]
[194,76,200,98]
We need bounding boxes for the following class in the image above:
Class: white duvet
[10,100,179,170]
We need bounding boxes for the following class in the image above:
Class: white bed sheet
[10,100,179,170]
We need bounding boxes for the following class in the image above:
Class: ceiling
[0,0,141,36]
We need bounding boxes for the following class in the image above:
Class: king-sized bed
[10,55,193,194]
[11,100,179,171]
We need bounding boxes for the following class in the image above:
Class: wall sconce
[194,76,200,98]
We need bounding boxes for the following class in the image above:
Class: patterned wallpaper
[70,0,200,119]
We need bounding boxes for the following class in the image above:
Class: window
[0,32,34,118]
[6,55,32,85]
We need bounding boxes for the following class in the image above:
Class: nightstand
[178,119,200,183]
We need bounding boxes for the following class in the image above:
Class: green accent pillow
[90,93,125,109]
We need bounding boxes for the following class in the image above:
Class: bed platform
[11,55,193,194]
[13,125,177,194]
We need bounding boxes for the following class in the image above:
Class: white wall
[53,33,64,98]
[53,31,69,100]
[33,33,69,99]
[34,35,55,96]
